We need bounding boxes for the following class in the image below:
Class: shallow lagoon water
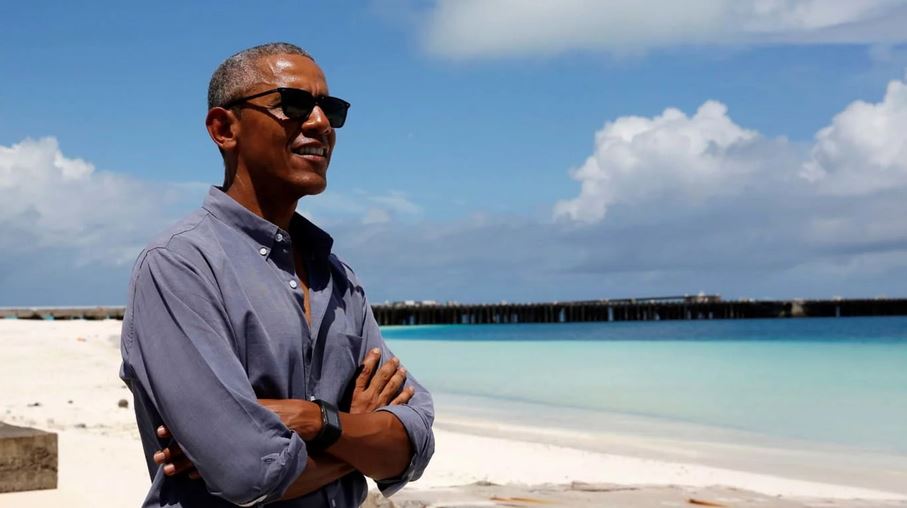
[382,316,907,453]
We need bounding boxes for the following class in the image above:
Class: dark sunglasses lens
[279,89,349,128]
[279,89,316,120]
[318,97,350,128]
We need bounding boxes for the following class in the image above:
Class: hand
[349,348,414,414]
[153,425,201,480]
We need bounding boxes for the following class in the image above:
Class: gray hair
[207,42,314,110]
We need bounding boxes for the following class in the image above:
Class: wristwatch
[308,399,342,452]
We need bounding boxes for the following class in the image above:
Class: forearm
[280,453,356,501]
[259,398,412,481]
[325,411,412,481]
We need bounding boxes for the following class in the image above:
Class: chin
[285,158,328,195]
[291,174,327,197]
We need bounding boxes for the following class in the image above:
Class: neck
[224,171,297,231]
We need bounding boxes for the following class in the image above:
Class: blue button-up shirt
[120,187,435,507]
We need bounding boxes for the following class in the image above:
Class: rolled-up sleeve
[121,247,308,505]
[359,300,435,496]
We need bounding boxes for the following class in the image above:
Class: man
[120,42,434,507]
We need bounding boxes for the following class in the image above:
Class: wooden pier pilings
[369,297,907,326]
[1,297,906,325]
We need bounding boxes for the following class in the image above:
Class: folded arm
[154,424,355,499]
[259,349,415,481]
[155,347,418,498]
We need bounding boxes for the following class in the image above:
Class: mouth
[290,145,329,158]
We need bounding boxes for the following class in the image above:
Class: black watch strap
[308,399,342,452]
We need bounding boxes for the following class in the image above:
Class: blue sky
[2,1,907,305]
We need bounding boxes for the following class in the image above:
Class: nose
[303,105,332,135]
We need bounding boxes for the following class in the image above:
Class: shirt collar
[202,186,334,259]
[289,210,334,260]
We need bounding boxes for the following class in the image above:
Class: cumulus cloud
[554,101,771,223]
[542,72,907,300]
[801,75,907,194]
[558,72,907,222]
[0,137,199,266]
[421,0,907,58]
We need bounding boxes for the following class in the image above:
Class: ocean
[381,316,907,454]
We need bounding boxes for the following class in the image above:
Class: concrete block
[0,422,57,493]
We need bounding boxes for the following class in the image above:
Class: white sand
[1,319,905,507]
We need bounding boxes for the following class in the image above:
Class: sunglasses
[222,87,350,128]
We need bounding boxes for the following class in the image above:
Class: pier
[369,296,907,326]
[3,296,905,325]
[0,306,125,320]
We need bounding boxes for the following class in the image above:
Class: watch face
[311,399,342,452]
[323,400,342,431]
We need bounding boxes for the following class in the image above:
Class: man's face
[234,54,336,198]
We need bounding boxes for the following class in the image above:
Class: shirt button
[289,280,298,289]
[258,247,268,256]
[276,233,284,242]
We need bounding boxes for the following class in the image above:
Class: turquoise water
[381,317,907,453]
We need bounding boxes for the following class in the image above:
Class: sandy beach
[1,320,905,507]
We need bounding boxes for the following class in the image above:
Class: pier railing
[3,297,904,325]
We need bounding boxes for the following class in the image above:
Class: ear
[206,107,240,152]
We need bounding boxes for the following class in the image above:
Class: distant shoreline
[3,296,906,324]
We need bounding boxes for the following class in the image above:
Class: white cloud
[549,73,907,298]
[0,137,198,266]
[554,101,769,223]
[299,189,421,225]
[362,208,392,225]
[369,191,422,215]
[421,0,907,58]
[557,73,907,223]
[801,75,907,194]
